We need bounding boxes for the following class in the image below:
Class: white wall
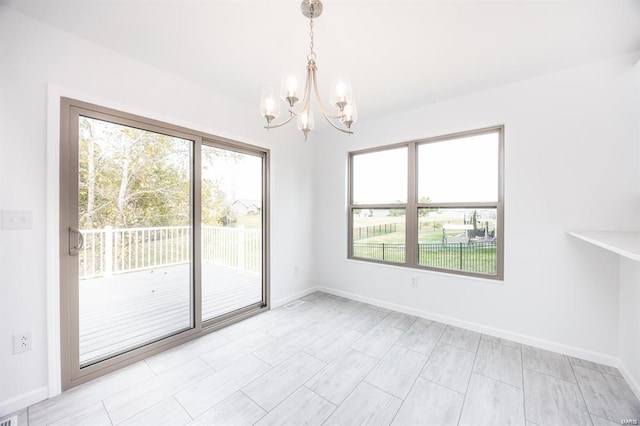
[619,258,640,398]
[314,52,640,363]
[618,59,640,397]
[0,7,315,414]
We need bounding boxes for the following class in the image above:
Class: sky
[202,146,262,202]
[353,132,498,205]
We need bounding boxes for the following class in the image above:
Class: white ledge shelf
[567,231,640,262]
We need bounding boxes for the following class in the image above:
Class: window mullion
[193,136,202,331]
[406,142,417,267]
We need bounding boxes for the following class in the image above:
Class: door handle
[69,227,84,256]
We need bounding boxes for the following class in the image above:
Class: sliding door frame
[59,97,270,390]
[200,138,270,325]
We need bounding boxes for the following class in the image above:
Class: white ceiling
[4,0,640,119]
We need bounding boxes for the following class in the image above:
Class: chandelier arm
[264,113,297,129]
[311,68,344,120]
[289,66,313,115]
[319,111,353,134]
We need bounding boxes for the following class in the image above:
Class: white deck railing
[79,225,261,279]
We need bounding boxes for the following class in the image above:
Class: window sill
[344,258,504,285]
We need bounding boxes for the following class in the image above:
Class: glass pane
[352,208,405,263]
[78,116,193,367]
[418,133,499,203]
[418,207,497,275]
[202,146,263,321]
[353,147,407,204]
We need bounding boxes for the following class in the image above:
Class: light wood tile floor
[12,291,640,425]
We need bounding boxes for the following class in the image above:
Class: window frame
[348,125,504,280]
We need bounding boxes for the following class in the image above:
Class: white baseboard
[618,364,640,402]
[0,386,48,418]
[316,285,622,368]
[272,286,321,308]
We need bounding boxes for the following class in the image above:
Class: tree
[201,179,237,227]
[386,196,435,217]
[78,117,201,229]
[418,196,435,217]
[201,147,242,227]
[78,116,246,230]
[388,200,405,217]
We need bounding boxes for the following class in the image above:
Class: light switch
[1,209,33,230]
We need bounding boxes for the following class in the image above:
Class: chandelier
[260,0,357,141]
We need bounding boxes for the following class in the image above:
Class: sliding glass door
[201,144,264,321]
[60,98,269,389]
[76,116,195,367]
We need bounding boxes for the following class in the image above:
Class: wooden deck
[79,263,262,365]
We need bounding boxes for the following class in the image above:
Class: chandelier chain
[308,7,315,62]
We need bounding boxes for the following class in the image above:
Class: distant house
[231,199,261,216]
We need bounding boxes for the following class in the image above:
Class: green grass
[355,228,405,244]
[350,213,498,274]
[353,226,467,244]
[353,216,494,244]
[352,243,405,264]
[418,244,496,274]
[352,240,497,275]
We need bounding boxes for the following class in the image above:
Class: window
[348,126,504,279]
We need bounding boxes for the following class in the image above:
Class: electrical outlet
[410,277,418,288]
[13,332,33,354]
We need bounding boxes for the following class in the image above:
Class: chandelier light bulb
[280,65,302,107]
[260,87,281,126]
[297,109,314,130]
[331,78,352,112]
[342,101,358,130]
[297,109,315,140]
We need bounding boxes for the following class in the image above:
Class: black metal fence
[353,223,399,240]
[352,242,406,263]
[418,241,496,274]
[352,241,496,274]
